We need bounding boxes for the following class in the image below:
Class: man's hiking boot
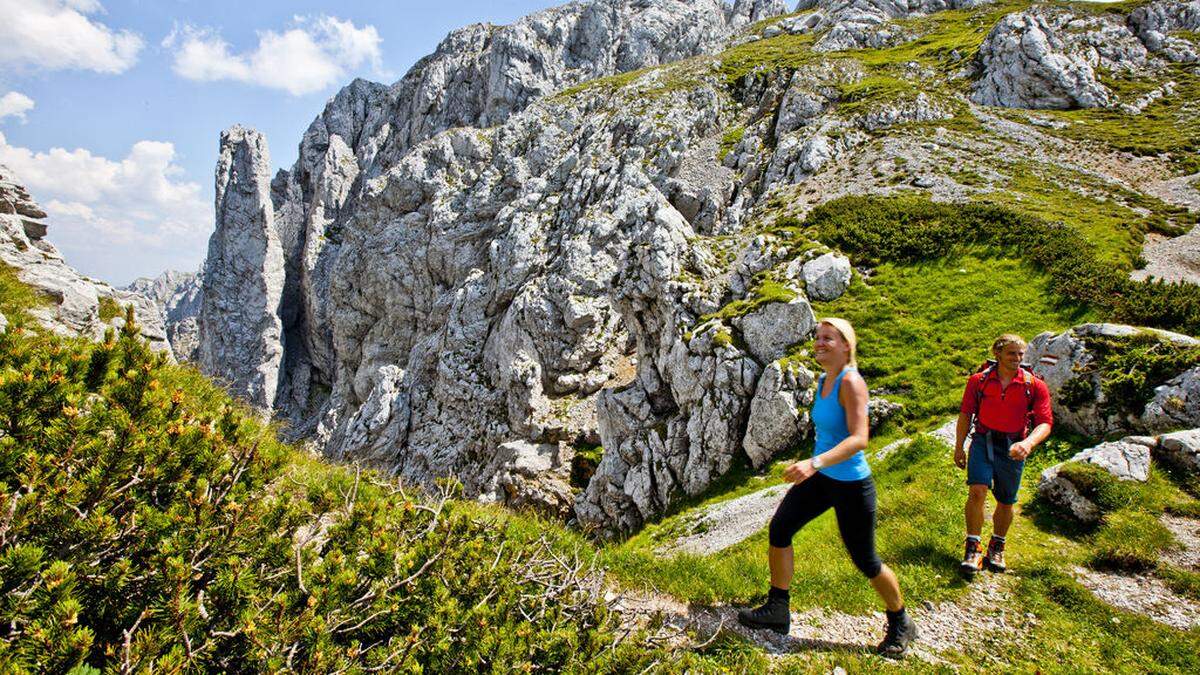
[960,537,984,577]
[985,536,1007,573]
[877,610,918,658]
[736,596,790,635]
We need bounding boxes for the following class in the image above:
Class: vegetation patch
[1056,331,1200,418]
[791,194,1200,336]
[0,310,680,672]
[570,443,603,489]
[987,161,1197,266]
[1033,65,1200,174]
[96,296,122,323]
[717,125,745,162]
[717,33,819,83]
[699,278,797,324]
[1090,510,1176,571]
[0,263,46,327]
[813,251,1094,422]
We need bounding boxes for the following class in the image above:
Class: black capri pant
[768,471,883,579]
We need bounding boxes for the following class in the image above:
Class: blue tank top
[811,368,871,481]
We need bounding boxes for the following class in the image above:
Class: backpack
[971,359,1040,437]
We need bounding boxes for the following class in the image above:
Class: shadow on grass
[891,540,968,578]
[1159,461,1200,502]
[1023,495,1095,539]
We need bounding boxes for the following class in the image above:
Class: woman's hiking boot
[736,594,790,635]
[984,536,1007,572]
[960,537,984,577]
[877,608,918,658]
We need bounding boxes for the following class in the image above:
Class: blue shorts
[966,432,1026,505]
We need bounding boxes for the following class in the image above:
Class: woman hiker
[736,318,918,658]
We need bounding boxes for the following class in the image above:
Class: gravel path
[1073,566,1200,630]
[1131,226,1200,285]
[657,484,788,556]
[1161,514,1200,571]
[613,573,1030,665]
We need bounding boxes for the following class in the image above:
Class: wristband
[811,454,824,470]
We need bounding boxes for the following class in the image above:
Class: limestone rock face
[752,0,993,52]
[1131,0,1200,64]
[1038,437,1154,524]
[744,361,816,468]
[0,165,168,349]
[0,166,48,240]
[127,270,203,362]
[203,0,790,430]
[489,440,576,519]
[972,7,1149,109]
[199,126,286,410]
[1027,324,1200,437]
[1144,367,1200,436]
[733,296,817,364]
[1159,429,1200,475]
[801,252,852,301]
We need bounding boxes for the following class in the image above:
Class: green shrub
[0,263,47,327]
[798,194,1200,336]
[1159,565,1200,601]
[1068,332,1200,418]
[570,443,603,489]
[1091,510,1175,571]
[96,297,121,322]
[0,312,665,672]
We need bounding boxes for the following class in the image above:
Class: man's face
[995,342,1026,371]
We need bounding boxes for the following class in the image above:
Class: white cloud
[165,15,383,96]
[0,0,143,74]
[0,92,35,122]
[0,131,210,284]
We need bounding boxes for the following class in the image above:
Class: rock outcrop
[973,1,1200,110]
[752,0,995,52]
[1027,324,1200,437]
[127,270,203,362]
[1131,0,1200,64]
[223,0,793,430]
[1159,429,1200,475]
[0,165,168,348]
[198,127,286,409]
[1038,436,1154,524]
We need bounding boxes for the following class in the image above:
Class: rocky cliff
[1,165,168,347]
[186,0,1200,535]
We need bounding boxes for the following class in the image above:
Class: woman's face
[813,323,848,367]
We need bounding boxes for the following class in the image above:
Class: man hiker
[954,334,1053,577]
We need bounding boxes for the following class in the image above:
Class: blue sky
[0,0,561,286]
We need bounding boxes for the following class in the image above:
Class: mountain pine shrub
[0,307,665,672]
[797,194,1200,336]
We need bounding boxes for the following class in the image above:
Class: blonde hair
[818,317,858,369]
[992,334,1027,354]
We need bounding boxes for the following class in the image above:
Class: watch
[811,454,824,470]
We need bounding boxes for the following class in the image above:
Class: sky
[0,0,562,286]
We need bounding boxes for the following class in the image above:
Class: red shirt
[960,369,1053,435]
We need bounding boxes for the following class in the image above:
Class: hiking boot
[960,537,984,577]
[736,596,790,635]
[877,610,918,658]
[985,536,1007,573]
